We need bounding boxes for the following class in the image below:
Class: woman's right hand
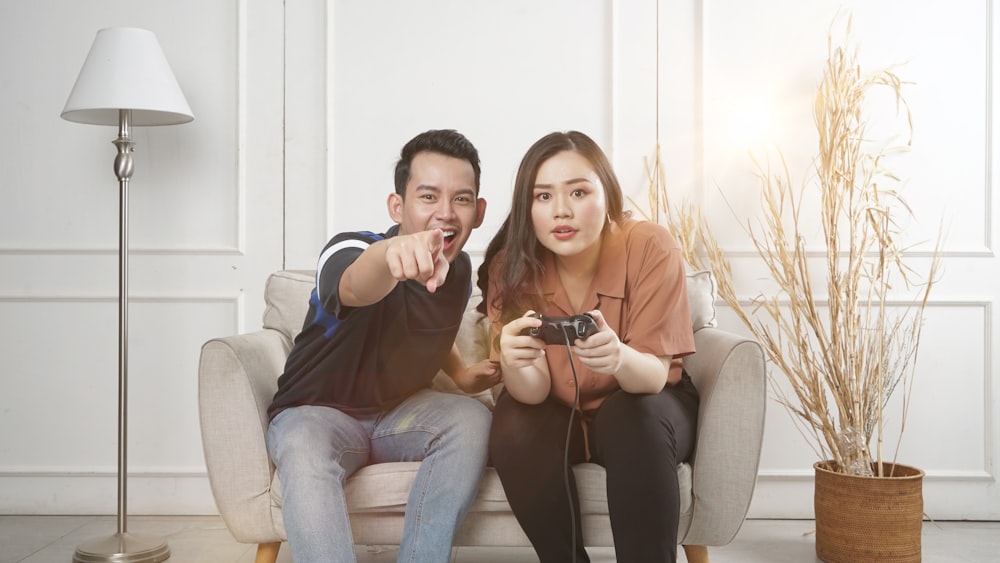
[498,311,552,404]
[499,311,546,370]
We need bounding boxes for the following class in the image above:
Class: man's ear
[387,193,403,223]
[474,197,487,228]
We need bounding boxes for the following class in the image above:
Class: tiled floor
[2,515,998,562]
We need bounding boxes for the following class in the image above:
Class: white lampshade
[62,27,194,126]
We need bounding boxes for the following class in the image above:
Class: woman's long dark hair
[476,131,628,329]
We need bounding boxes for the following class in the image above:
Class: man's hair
[394,129,482,197]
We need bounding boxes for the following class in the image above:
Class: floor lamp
[61,27,193,563]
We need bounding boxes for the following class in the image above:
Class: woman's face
[530,150,607,259]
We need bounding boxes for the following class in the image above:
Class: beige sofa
[198,270,766,563]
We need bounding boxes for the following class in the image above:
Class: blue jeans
[266,390,491,563]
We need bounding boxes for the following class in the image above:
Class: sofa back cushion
[260,268,716,409]
[261,268,717,344]
[686,269,718,331]
[262,270,315,342]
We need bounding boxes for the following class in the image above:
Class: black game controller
[525,313,600,345]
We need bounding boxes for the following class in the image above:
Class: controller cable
[561,330,580,563]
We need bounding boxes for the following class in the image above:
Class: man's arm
[339,229,448,307]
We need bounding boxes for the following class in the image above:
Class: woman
[477,131,699,563]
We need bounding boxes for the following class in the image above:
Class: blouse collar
[538,219,630,313]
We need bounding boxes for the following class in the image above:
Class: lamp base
[73,532,170,563]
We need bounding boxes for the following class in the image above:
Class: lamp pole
[73,108,170,563]
[113,108,134,538]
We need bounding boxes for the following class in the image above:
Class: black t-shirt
[267,225,472,419]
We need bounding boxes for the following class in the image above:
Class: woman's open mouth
[552,226,576,240]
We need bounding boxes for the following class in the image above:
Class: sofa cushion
[262,270,315,342]
[262,268,716,342]
[686,269,718,331]
[270,461,693,517]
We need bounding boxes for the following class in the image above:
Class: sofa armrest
[681,327,767,546]
[198,329,290,543]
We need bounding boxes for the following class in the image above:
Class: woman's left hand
[571,310,624,376]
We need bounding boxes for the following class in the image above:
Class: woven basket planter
[814,460,924,563]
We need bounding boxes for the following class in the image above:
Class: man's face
[388,151,486,263]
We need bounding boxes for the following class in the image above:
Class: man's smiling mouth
[441,229,457,247]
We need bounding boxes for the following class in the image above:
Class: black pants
[489,374,699,563]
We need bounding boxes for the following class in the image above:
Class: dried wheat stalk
[644,23,940,476]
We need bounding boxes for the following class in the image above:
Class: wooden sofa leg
[255,542,281,563]
[682,544,710,563]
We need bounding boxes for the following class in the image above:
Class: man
[266,129,500,563]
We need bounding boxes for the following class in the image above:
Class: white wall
[1,0,997,520]
[286,0,629,267]
[687,0,999,520]
[0,0,284,514]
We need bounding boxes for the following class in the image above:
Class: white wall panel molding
[750,478,998,520]
[694,3,998,517]
[610,0,657,202]
[708,248,996,260]
[984,0,995,253]
[729,293,992,517]
[0,469,208,476]
[0,0,248,257]
[698,0,991,258]
[0,223,244,257]
[235,0,250,258]
[0,294,246,355]
[0,474,216,516]
[756,468,994,482]
[0,296,241,480]
[0,294,242,305]
[324,1,614,256]
[0,0,283,515]
[0,247,245,256]
[0,294,243,336]
[284,0,329,269]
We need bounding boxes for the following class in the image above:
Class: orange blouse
[488,218,695,411]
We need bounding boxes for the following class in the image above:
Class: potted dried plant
[635,22,940,563]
